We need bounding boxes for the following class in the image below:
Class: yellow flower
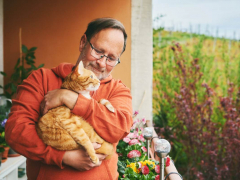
[126,160,156,174]
[139,160,156,169]
[127,162,141,173]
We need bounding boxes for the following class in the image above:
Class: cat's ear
[77,61,84,75]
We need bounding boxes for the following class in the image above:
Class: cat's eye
[90,75,93,78]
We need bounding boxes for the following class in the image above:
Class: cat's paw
[99,99,115,113]
[90,156,99,164]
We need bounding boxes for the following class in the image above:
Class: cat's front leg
[99,99,115,113]
[57,116,99,164]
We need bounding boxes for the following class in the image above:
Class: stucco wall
[3,0,131,89]
[0,0,3,94]
[131,0,153,122]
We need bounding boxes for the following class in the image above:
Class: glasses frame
[87,38,121,67]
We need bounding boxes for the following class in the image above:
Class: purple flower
[1,119,7,128]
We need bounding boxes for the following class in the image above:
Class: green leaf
[14,58,21,70]
[38,64,44,69]
[0,71,7,76]
[22,45,28,53]
[118,160,126,175]
[29,47,37,52]
[10,84,17,93]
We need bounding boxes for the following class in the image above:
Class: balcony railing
[146,120,182,180]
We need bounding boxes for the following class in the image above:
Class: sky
[152,0,240,39]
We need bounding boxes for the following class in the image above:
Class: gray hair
[84,18,127,53]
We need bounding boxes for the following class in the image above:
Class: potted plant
[0,96,11,162]
[0,45,44,160]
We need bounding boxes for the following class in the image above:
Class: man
[5,18,133,180]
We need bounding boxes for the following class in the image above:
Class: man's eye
[109,57,117,61]
[94,49,103,54]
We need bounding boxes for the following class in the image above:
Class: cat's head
[65,61,100,93]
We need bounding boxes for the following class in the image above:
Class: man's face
[76,28,124,80]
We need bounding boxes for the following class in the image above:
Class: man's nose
[96,56,107,68]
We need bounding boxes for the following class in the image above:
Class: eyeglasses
[87,39,120,67]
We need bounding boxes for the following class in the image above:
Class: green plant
[0,45,44,98]
[0,44,43,150]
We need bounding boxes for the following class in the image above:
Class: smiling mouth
[91,65,103,73]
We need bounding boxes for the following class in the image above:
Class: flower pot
[8,147,20,157]
[1,146,10,163]
[0,153,2,167]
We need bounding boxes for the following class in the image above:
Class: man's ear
[79,34,87,52]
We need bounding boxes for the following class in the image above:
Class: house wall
[3,0,131,89]
[0,0,3,94]
[131,0,153,122]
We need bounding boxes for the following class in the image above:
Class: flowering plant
[0,96,11,150]
[117,111,168,180]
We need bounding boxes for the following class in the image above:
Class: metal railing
[146,120,182,180]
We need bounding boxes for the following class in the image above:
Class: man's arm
[41,80,133,144]
[5,69,66,168]
[71,81,133,143]
[5,69,108,171]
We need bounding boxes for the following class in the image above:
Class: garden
[152,28,240,179]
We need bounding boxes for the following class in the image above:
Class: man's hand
[62,143,107,171]
[40,89,78,115]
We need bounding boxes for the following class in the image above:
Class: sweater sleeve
[71,81,133,143]
[5,69,65,169]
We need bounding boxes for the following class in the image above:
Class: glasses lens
[90,46,119,67]
[91,48,102,59]
[106,59,119,67]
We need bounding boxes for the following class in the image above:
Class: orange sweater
[5,63,133,180]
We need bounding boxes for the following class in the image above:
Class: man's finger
[92,143,101,149]
[97,154,107,161]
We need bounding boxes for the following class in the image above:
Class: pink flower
[155,175,160,180]
[137,162,142,169]
[133,110,139,116]
[138,134,145,142]
[142,118,146,124]
[166,157,171,167]
[127,150,141,158]
[123,137,130,143]
[141,146,147,152]
[141,165,149,175]
[155,165,160,173]
[129,139,141,145]
[127,133,137,139]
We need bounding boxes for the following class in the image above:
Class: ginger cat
[36,61,114,164]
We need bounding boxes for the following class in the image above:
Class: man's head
[76,18,127,80]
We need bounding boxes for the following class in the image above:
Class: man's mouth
[90,65,104,73]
